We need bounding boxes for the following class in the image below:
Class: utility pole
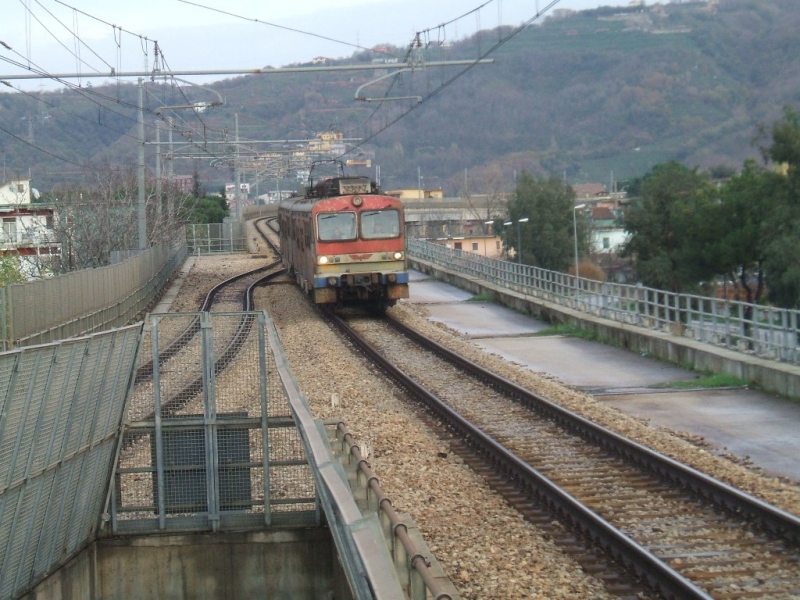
[235,113,242,220]
[137,78,147,251]
[155,119,162,229]
[168,117,174,219]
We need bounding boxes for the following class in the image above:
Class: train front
[312,178,409,307]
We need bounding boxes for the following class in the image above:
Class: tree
[0,253,27,286]
[460,165,510,234]
[44,163,190,273]
[759,107,800,307]
[622,161,714,292]
[182,194,229,224]
[508,172,580,271]
[191,169,202,198]
[697,160,784,305]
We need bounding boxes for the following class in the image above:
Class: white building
[0,178,58,278]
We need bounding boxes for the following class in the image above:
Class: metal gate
[111,312,317,533]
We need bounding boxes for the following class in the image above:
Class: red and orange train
[278,175,409,309]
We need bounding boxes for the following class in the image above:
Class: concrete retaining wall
[410,258,800,400]
[23,529,349,600]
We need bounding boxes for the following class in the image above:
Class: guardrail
[331,423,458,600]
[407,239,800,365]
[267,319,409,600]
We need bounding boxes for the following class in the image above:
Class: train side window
[361,209,400,239]
[318,212,356,241]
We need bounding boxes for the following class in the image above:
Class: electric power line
[0,122,84,167]
[29,0,115,72]
[177,0,402,60]
[350,0,562,150]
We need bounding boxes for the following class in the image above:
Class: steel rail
[136,261,280,379]
[388,316,800,547]
[325,310,800,599]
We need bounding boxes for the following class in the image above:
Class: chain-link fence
[112,312,317,534]
[186,221,247,254]
[0,324,143,600]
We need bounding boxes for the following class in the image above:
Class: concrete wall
[23,529,350,600]
[410,258,800,400]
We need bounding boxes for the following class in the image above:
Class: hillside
[1,0,799,195]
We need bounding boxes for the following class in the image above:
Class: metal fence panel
[113,312,317,534]
[0,324,142,600]
[1,235,187,351]
[186,222,246,254]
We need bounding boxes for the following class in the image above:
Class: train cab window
[361,209,400,239]
[318,212,356,241]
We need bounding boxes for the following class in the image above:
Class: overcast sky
[2,0,632,90]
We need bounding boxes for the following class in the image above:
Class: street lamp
[573,203,586,282]
[503,218,529,263]
[503,221,512,260]
[484,220,493,257]
[516,218,529,264]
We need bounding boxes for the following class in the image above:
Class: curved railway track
[129,222,285,420]
[324,309,800,600]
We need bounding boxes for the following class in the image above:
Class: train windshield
[317,212,357,241]
[360,209,401,239]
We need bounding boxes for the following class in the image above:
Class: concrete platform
[598,389,800,481]
[405,270,800,483]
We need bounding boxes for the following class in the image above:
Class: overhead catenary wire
[0,53,154,133]
[13,1,222,155]
[0,121,84,167]
[1,78,141,143]
[3,0,560,180]
[347,0,562,151]
[343,0,517,143]
[52,0,156,45]
[176,0,403,60]
[17,0,110,80]
[0,44,219,160]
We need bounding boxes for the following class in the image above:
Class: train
[278,174,409,308]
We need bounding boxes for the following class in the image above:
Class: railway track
[325,310,800,600]
[129,223,284,421]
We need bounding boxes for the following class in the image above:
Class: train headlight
[393,251,404,260]
[318,256,330,265]
[352,196,363,207]
[388,274,397,283]
[327,277,338,287]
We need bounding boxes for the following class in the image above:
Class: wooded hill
[1,0,799,195]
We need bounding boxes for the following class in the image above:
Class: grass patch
[656,373,748,390]
[535,324,600,341]
[467,292,494,302]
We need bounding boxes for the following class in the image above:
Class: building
[588,206,627,254]
[171,175,194,194]
[440,235,503,259]
[572,183,608,200]
[0,178,58,278]
[384,188,444,200]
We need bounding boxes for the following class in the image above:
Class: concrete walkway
[406,269,800,483]
[152,256,196,314]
